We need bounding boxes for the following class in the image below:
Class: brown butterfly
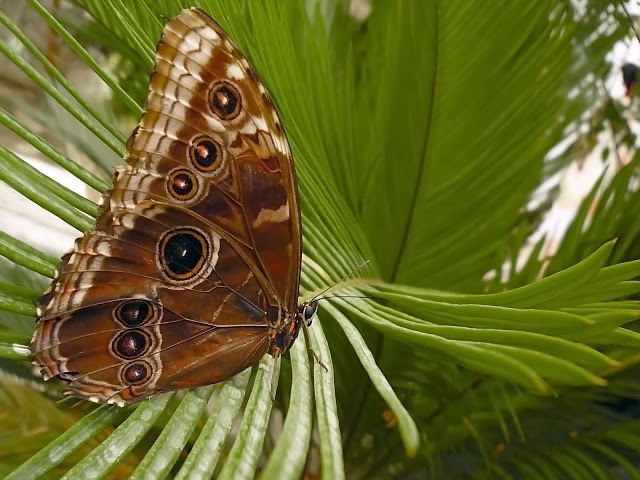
[30,8,317,406]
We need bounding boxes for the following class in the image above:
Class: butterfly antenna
[314,294,391,306]
[310,260,371,303]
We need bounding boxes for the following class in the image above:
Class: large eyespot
[122,361,152,385]
[114,300,154,327]
[209,81,241,120]
[158,228,209,281]
[111,329,151,359]
[168,169,198,201]
[189,136,223,173]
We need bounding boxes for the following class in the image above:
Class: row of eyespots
[112,300,156,385]
[165,135,223,201]
[165,136,221,202]
[165,80,241,202]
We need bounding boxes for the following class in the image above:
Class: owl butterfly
[30,8,317,406]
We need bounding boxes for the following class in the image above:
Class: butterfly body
[30,8,310,406]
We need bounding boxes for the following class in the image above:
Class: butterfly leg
[301,321,329,373]
[269,353,281,402]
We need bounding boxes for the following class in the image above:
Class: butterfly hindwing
[33,201,272,404]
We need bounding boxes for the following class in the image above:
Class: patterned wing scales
[32,202,270,404]
[31,8,302,404]
[126,8,302,311]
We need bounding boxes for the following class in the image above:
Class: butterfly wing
[33,201,271,405]
[31,8,301,405]
[127,8,302,311]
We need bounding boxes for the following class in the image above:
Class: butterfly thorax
[268,316,301,356]
[267,301,317,356]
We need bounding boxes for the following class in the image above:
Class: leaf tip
[593,376,608,386]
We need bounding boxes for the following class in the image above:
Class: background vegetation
[1,0,640,478]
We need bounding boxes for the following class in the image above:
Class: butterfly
[30,8,317,406]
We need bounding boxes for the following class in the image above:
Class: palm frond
[0,0,639,478]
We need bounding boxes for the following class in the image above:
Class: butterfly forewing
[128,8,302,310]
[31,8,302,405]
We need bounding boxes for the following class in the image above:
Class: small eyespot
[189,136,222,173]
[122,361,151,385]
[209,81,241,120]
[168,169,198,200]
[158,228,209,281]
[115,300,154,327]
[112,330,151,359]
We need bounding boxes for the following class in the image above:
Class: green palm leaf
[0,0,639,478]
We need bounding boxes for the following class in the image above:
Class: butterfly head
[300,301,318,327]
